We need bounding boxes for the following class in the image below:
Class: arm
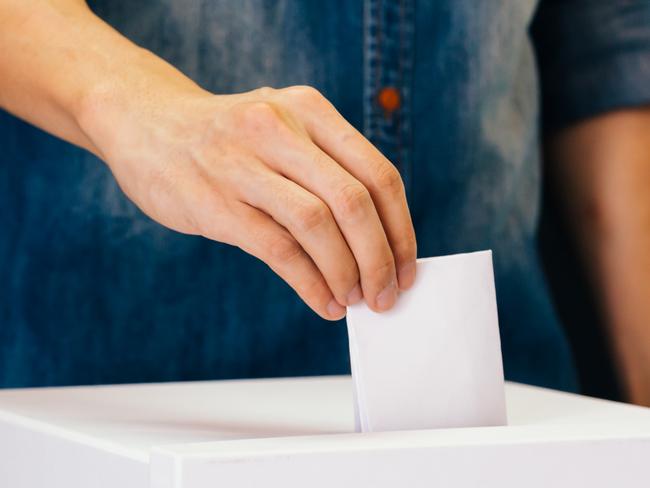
[532,0,650,405]
[546,109,650,406]
[0,0,417,319]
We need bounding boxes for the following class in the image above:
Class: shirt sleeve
[531,0,650,132]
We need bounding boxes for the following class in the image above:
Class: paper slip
[346,250,507,432]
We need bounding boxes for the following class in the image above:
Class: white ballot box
[1,376,649,487]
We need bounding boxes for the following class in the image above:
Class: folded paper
[346,250,507,432]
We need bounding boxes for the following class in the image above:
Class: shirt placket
[363,0,415,198]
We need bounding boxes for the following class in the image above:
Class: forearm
[0,0,203,155]
[547,109,650,406]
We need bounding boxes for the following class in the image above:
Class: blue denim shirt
[2,1,650,389]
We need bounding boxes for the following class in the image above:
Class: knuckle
[192,198,232,242]
[399,233,418,258]
[336,264,360,289]
[294,199,330,233]
[255,85,277,99]
[285,85,325,104]
[368,257,396,287]
[373,164,404,196]
[199,220,230,243]
[334,183,372,221]
[394,234,417,264]
[234,101,280,133]
[302,275,328,302]
[268,233,303,263]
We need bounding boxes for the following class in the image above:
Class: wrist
[75,46,207,161]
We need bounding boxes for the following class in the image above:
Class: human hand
[82,84,417,320]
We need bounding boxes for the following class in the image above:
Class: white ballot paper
[346,250,507,432]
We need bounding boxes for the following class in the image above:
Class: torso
[0,0,577,390]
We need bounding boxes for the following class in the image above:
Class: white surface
[1,376,650,487]
[347,251,506,432]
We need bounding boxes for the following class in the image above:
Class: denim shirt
[2,1,650,389]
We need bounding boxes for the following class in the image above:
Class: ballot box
[1,376,649,487]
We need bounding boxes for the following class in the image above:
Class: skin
[0,0,418,321]
[548,108,650,406]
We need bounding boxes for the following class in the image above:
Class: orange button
[377,86,401,112]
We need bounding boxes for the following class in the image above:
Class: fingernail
[327,299,346,319]
[375,281,397,311]
[398,262,416,290]
[346,284,363,305]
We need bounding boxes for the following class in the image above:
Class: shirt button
[377,86,401,112]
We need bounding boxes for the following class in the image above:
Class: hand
[0,2,416,319]
[82,84,417,320]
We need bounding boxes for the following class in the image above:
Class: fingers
[194,89,414,315]
[241,166,362,307]
[280,86,418,291]
[227,202,347,321]
[252,131,400,312]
